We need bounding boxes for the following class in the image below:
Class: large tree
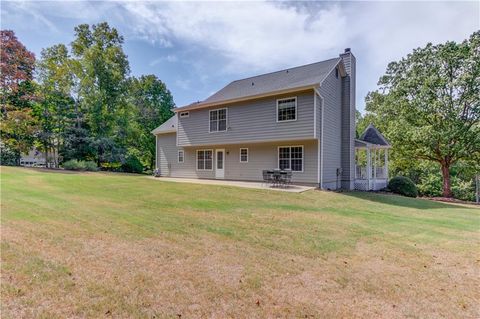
[0,30,37,164]
[35,44,75,167]
[365,31,480,197]
[128,75,175,169]
[70,22,130,164]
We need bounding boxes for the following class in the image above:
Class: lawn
[1,166,479,318]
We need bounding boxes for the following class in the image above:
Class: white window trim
[276,97,297,123]
[196,149,214,171]
[277,145,304,173]
[180,111,189,118]
[239,148,249,163]
[178,150,184,163]
[208,108,228,133]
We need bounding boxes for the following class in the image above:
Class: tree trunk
[441,163,452,198]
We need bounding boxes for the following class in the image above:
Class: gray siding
[157,135,319,184]
[319,66,343,189]
[177,91,315,146]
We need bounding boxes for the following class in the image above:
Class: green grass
[1,166,479,318]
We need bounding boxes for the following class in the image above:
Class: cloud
[150,54,178,66]
[175,79,191,90]
[2,0,478,109]
[122,2,349,73]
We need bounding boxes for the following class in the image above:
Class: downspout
[314,88,324,189]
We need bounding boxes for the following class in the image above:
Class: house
[20,148,46,167]
[19,147,59,168]
[152,48,360,189]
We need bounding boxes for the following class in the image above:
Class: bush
[63,159,86,171]
[121,155,143,174]
[83,161,99,172]
[63,159,98,171]
[388,176,418,197]
[452,178,475,202]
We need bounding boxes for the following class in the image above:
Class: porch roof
[356,124,391,149]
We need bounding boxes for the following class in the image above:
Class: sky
[1,1,479,111]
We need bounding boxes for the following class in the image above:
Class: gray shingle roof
[176,57,341,111]
[151,115,177,135]
[359,124,390,146]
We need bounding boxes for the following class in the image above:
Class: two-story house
[152,49,357,189]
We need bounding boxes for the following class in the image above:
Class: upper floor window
[180,111,189,118]
[278,146,303,172]
[277,97,297,122]
[209,108,227,132]
[239,148,248,163]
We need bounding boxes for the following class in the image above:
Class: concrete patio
[149,176,316,193]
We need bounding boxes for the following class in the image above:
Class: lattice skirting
[354,179,387,191]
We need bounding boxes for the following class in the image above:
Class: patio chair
[262,170,274,187]
[279,170,292,188]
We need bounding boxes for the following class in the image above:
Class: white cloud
[2,0,478,109]
[175,79,191,90]
[150,54,178,66]
[122,2,349,73]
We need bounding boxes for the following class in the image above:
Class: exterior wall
[340,51,356,190]
[156,134,319,184]
[319,67,343,189]
[177,91,315,147]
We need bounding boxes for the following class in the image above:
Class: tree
[365,31,480,197]
[35,44,75,167]
[0,30,37,163]
[128,75,175,169]
[71,22,130,139]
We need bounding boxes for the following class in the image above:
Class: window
[239,148,248,163]
[209,108,227,132]
[277,97,297,122]
[197,149,213,170]
[335,67,339,78]
[178,150,184,163]
[180,111,189,118]
[278,146,303,172]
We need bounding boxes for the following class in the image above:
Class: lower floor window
[278,146,303,171]
[240,148,248,163]
[178,150,184,163]
[197,149,213,170]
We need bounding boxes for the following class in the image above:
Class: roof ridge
[228,57,341,84]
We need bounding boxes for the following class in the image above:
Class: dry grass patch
[1,166,479,318]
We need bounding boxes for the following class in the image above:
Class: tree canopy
[364,31,480,197]
[1,24,174,170]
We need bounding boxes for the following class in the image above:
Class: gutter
[173,84,318,112]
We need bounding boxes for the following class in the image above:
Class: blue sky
[2,1,479,111]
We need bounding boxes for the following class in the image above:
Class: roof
[151,115,177,135]
[358,124,391,147]
[175,57,343,112]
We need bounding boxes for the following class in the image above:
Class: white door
[215,149,225,179]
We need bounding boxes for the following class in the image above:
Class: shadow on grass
[342,191,476,210]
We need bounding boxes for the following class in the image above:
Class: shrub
[63,159,98,171]
[121,155,143,174]
[83,161,99,172]
[100,162,122,171]
[388,176,418,197]
[452,178,475,202]
[63,159,86,171]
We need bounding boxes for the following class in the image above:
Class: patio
[149,176,315,193]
